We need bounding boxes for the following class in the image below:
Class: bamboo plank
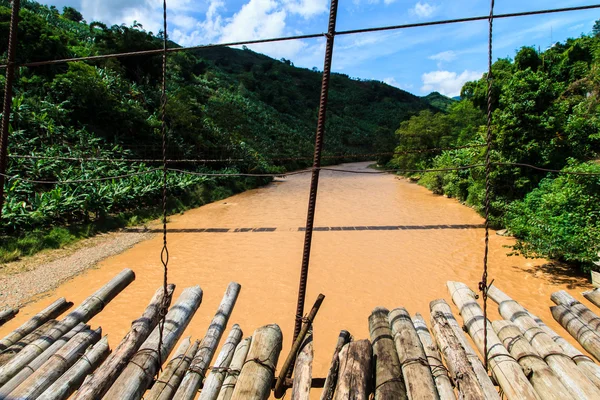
[488,283,600,400]
[73,284,175,400]
[102,285,203,400]
[551,290,600,331]
[216,336,252,400]
[174,282,240,400]
[332,339,372,400]
[291,331,313,400]
[200,324,244,400]
[582,288,600,309]
[551,304,600,362]
[389,307,439,399]
[0,319,58,366]
[447,281,540,400]
[0,298,72,351]
[429,299,498,400]
[369,307,407,400]
[412,313,455,400]
[230,324,282,400]
[0,309,18,326]
[319,330,351,400]
[492,320,574,400]
[146,338,199,400]
[37,336,110,400]
[0,269,134,386]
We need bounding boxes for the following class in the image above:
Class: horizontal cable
[7,145,486,164]
[2,161,599,185]
[1,4,598,69]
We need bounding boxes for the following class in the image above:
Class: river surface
[0,161,592,397]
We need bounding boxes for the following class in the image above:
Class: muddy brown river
[0,161,592,398]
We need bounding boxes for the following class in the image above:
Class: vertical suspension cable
[480,0,495,371]
[157,0,170,373]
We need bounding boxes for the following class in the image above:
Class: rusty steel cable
[480,0,495,372]
[0,4,599,69]
[0,0,20,221]
[293,0,339,344]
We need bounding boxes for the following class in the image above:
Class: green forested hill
[0,0,437,258]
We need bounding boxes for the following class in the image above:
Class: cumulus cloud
[421,70,481,97]
[283,0,328,18]
[383,77,399,87]
[412,1,435,18]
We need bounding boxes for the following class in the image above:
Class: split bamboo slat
[488,283,600,400]
[447,281,540,400]
[0,319,59,366]
[290,331,313,400]
[0,298,72,351]
[583,288,600,309]
[216,336,252,400]
[8,327,102,399]
[527,310,600,390]
[369,307,407,400]
[492,320,574,400]
[551,304,600,362]
[0,309,18,326]
[551,290,600,330]
[199,324,244,400]
[319,330,351,400]
[0,269,134,386]
[429,299,498,400]
[73,284,175,400]
[37,336,110,400]
[146,338,199,400]
[333,339,372,400]
[230,324,282,400]
[174,282,240,400]
[389,307,439,399]
[412,313,455,400]
[0,322,89,397]
[430,309,483,399]
[102,285,203,400]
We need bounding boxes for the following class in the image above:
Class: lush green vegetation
[0,0,442,261]
[391,30,600,271]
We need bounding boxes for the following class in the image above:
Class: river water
[0,161,592,397]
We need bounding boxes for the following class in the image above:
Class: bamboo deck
[1,268,600,399]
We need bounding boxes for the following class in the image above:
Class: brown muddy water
[0,161,592,398]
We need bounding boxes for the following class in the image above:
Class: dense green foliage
[0,0,439,260]
[391,35,600,271]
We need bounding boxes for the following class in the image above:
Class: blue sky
[44,0,600,97]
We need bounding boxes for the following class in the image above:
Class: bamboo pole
[0,298,72,351]
[583,288,600,309]
[429,299,498,400]
[216,336,252,400]
[0,269,134,385]
[102,285,203,400]
[551,290,600,331]
[447,281,539,400]
[274,293,325,398]
[0,309,18,326]
[488,283,600,400]
[200,324,244,400]
[145,338,198,400]
[291,331,313,400]
[332,339,372,400]
[319,330,351,400]
[412,313,455,400]
[37,336,110,400]
[0,322,88,397]
[369,307,407,400]
[551,304,600,362]
[230,324,283,400]
[174,282,241,400]
[73,284,175,400]
[389,307,439,399]
[8,327,102,399]
[430,309,483,400]
[0,319,58,366]
[528,310,600,390]
[492,320,574,400]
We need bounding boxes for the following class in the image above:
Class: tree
[593,19,600,37]
[62,6,83,22]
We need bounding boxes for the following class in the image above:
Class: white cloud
[383,77,399,87]
[429,50,456,63]
[412,2,435,19]
[421,70,481,97]
[383,0,397,5]
[283,0,328,18]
